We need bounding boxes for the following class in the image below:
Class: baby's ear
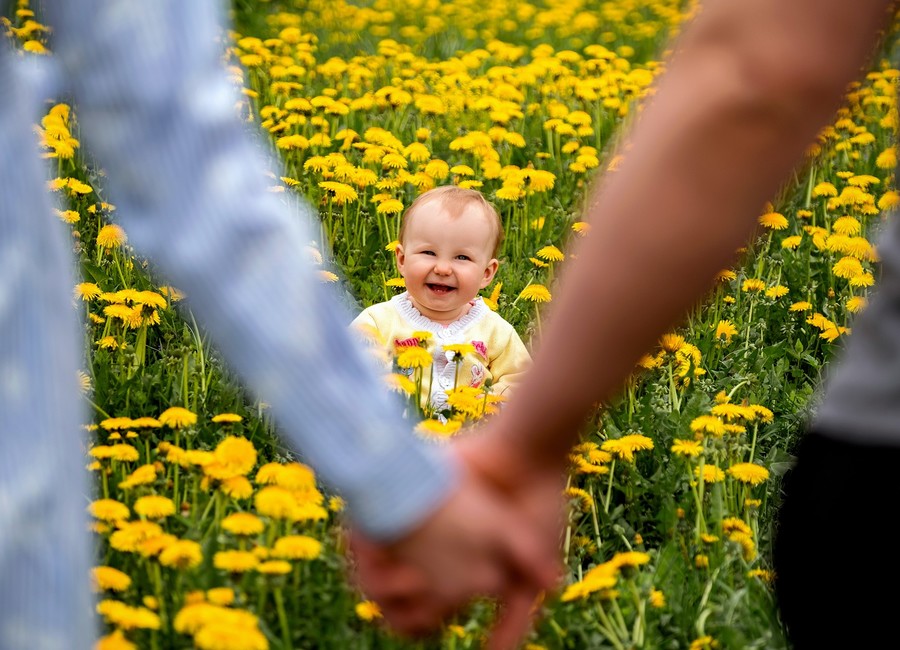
[394,244,406,270]
[481,258,499,287]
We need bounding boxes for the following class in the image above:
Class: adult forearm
[498,0,895,469]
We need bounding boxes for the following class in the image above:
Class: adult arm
[40,0,454,540]
[477,0,897,479]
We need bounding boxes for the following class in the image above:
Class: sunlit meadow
[4,0,900,648]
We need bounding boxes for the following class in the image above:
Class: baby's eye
[455,254,471,261]
[421,250,436,256]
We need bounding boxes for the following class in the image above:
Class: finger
[358,562,431,603]
[485,584,541,650]
[379,595,448,638]
[498,514,560,592]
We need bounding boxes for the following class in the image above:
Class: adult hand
[349,446,563,648]
[453,425,569,649]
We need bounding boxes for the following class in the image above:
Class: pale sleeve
[349,308,393,372]
[487,322,532,400]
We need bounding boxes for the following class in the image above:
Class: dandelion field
[5,0,900,648]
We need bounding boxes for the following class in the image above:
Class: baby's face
[395,202,499,325]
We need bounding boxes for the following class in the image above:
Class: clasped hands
[349,430,567,649]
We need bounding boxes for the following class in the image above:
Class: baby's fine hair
[398,186,505,258]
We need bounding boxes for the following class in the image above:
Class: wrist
[456,421,567,494]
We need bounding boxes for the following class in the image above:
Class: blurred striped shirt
[0,2,454,648]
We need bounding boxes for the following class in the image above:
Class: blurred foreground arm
[41,0,453,540]
[475,0,897,480]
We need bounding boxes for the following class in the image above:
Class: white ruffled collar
[391,292,488,339]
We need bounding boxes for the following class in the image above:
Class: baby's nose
[434,260,452,275]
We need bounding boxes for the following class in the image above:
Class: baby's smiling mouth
[427,283,456,294]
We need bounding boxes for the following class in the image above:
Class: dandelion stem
[748,423,759,463]
[595,605,626,650]
[275,587,293,649]
[604,458,616,514]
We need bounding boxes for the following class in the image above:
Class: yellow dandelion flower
[847,296,868,313]
[396,346,433,369]
[711,402,756,421]
[96,600,160,631]
[601,434,654,462]
[257,560,293,575]
[134,495,175,520]
[611,551,651,570]
[376,198,404,215]
[222,512,265,536]
[572,221,591,236]
[715,320,738,343]
[649,589,666,608]
[833,255,864,279]
[812,182,838,198]
[158,406,197,428]
[89,498,130,522]
[118,464,158,490]
[207,436,257,479]
[689,635,719,650]
[254,462,282,485]
[220,476,254,500]
[748,404,774,422]
[159,540,203,570]
[206,588,234,606]
[748,569,774,583]
[727,462,770,486]
[255,486,296,519]
[92,566,132,593]
[481,281,503,311]
[789,301,812,311]
[449,164,475,176]
[850,272,875,288]
[96,224,127,248]
[758,212,788,229]
[879,190,899,211]
[495,185,524,201]
[716,269,737,282]
[741,278,766,292]
[765,285,789,299]
[319,180,359,204]
[384,373,416,395]
[690,415,726,436]
[74,283,103,302]
[832,216,861,236]
[356,601,383,621]
[211,413,242,424]
[214,550,259,573]
[655,334,682,354]
[97,336,119,350]
[96,630,136,650]
[518,284,552,302]
[671,439,703,457]
[781,235,803,250]
[695,465,725,483]
[722,517,752,535]
[536,245,565,261]
[273,535,322,560]
[443,343,476,359]
[66,178,93,194]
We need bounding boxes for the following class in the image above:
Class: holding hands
[350,426,568,649]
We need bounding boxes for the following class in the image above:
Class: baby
[351,185,531,413]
